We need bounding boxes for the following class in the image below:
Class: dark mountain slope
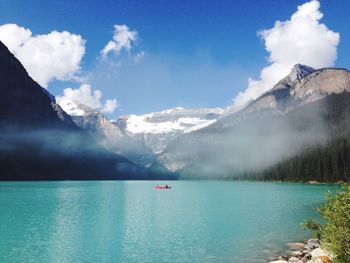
[0,41,163,180]
[0,41,74,128]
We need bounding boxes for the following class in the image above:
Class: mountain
[0,41,75,128]
[57,100,223,166]
[241,92,350,182]
[113,107,223,154]
[58,100,156,167]
[58,99,125,140]
[157,64,350,180]
[0,40,159,180]
[242,64,350,114]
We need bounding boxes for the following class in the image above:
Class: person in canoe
[154,184,172,189]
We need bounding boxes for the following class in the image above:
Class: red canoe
[154,185,172,190]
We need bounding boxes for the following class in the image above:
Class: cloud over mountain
[232,0,340,109]
[0,23,85,87]
[56,84,118,114]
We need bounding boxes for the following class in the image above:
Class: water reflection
[0,181,337,263]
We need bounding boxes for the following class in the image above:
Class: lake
[0,181,337,263]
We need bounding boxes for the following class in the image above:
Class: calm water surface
[0,181,337,263]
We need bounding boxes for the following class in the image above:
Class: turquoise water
[0,181,337,263]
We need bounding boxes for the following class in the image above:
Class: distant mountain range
[113,107,223,153]
[2,37,350,182]
[57,63,350,182]
[59,100,224,158]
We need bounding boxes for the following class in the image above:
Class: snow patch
[58,100,85,116]
[124,108,221,134]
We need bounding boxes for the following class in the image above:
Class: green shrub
[304,184,350,263]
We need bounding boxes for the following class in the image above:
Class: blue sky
[0,0,349,116]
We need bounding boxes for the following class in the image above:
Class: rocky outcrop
[291,68,350,105]
[269,239,333,263]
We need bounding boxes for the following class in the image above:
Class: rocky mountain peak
[289,64,315,82]
[229,66,348,117]
[58,99,99,116]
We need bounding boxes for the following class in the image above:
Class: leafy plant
[304,184,350,263]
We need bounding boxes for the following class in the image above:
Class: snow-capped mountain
[58,99,224,164]
[51,62,350,179]
[57,99,89,116]
[115,107,223,134]
[113,107,223,153]
[58,100,124,138]
[58,100,156,166]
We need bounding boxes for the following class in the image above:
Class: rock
[309,248,332,263]
[307,239,320,249]
[270,239,332,263]
[307,259,328,263]
[311,248,328,259]
[318,256,331,263]
[290,250,303,257]
[304,253,311,259]
[288,243,307,250]
[304,244,314,251]
[288,257,303,263]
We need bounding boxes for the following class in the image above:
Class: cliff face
[242,66,350,115]
[291,68,350,103]
[0,41,74,128]
[60,100,125,139]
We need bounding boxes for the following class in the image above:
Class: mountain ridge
[156,64,350,179]
[0,41,76,129]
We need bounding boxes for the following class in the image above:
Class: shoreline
[268,239,332,263]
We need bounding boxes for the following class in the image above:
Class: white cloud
[56,83,118,114]
[100,24,138,57]
[0,23,85,88]
[101,98,118,113]
[232,0,340,109]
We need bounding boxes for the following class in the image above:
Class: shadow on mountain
[0,40,176,180]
